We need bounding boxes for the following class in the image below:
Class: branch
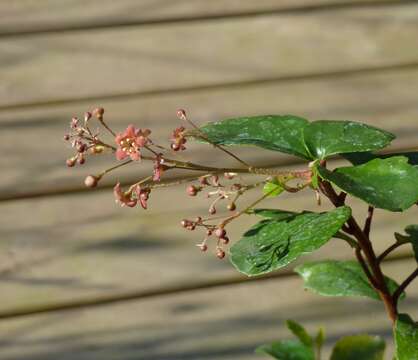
[393,267,418,306]
[363,206,374,238]
[377,242,405,264]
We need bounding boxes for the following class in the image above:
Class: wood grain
[0,168,416,310]
[0,260,416,359]
[0,0,399,35]
[0,67,417,199]
[1,4,418,107]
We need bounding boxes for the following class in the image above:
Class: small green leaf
[330,334,385,360]
[195,115,311,159]
[230,207,351,276]
[395,314,418,360]
[315,327,325,352]
[303,120,394,160]
[256,340,314,360]
[263,179,285,198]
[318,156,418,212]
[394,225,418,262]
[295,260,402,300]
[286,320,313,348]
[343,151,418,166]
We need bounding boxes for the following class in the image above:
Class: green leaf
[263,179,285,198]
[394,225,418,262]
[343,151,418,166]
[252,208,298,221]
[295,261,402,300]
[395,314,418,360]
[256,340,314,360]
[230,207,351,276]
[286,320,313,348]
[303,120,394,160]
[196,115,311,159]
[330,335,385,360]
[315,327,325,352]
[317,156,418,212]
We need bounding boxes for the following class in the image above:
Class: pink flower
[113,183,137,207]
[170,126,187,151]
[115,125,151,161]
[134,186,151,209]
[153,154,165,181]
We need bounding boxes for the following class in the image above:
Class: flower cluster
[64,107,313,259]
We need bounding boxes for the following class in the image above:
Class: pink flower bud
[66,158,76,167]
[216,249,226,259]
[92,107,104,120]
[84,175,99,188]
[214,228,226,238]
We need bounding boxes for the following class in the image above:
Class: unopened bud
[63,134,70,141]
[171,143,180,151]
[84,175,99,188]
[209,206,216,215]
[214,228,226,238]
[227,203,236,211]
[77,154,85,165]
[224,172,236,180]
[187,185,199,196]
[198,243,208,252]
[216,248,226,259]
[177,109,187,120]
[92,107,104,120]
[181,219,190,228]
[220,236,229,245]
[66,158,76,167]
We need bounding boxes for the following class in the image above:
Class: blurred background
[0,1,417,359]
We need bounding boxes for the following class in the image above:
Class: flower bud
[187,185,198,196]
[216,248,226,259]
[199,243,208,252]
[84,175,99,188]
[209,206,216,215]
[92,107,104,120]
[177,109,187,120]
[214,228,226,238]
[227,203,236,211]
[66,158,76,167]
[220,236,229,245]
[63,134,70,141]
[84,111,92,122]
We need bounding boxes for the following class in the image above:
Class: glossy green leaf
[196,115,311,159]
[395,314,418,360]
[252,208,298,221]
[303,120,394,160]
[330,335,385,360]
[263,179,285,198]
[394,225,418,262]
[315,328,325,352]
[286,320,313,348]
[230,207,351,276]
[318,156,418,212]
[256,340,314,360]
[343,151,418,166]
[295,260,402,300]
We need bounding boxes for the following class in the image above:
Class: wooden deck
[0,1,417,359]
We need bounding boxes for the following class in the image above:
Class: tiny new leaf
[230,207,351,276]
[330,335,385,360]
[303,120,394,160]
[295,261,402,300]
[394,225,418,262]
[394,314,418,360]
[195,115,311,159]
[263,178,285,198]
[318,156,418,212]
[286,320,313,347]
[256,340,314,360]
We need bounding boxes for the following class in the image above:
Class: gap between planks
[2,62,418,111]
[0,253,412,320]
[0,0,412,38]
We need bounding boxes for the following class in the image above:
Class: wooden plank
[0,0,396,35]
[0,260,416,359]
[1,4,418,107]
[0,68,417,198]
[0,172,416,311]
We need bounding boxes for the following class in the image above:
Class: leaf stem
[363,206,374,238]
[393,267,418,307]
[377,242,405,264]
